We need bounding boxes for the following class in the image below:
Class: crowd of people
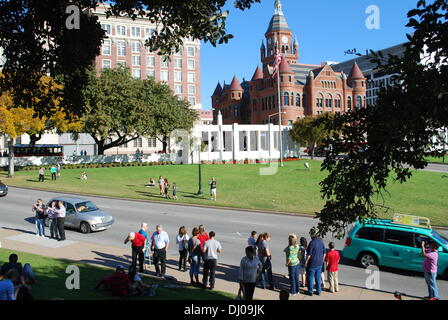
[31,198,66,241]
[120,222,341,300]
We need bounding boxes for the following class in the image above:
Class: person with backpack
[32,199,46,237]
[299,237,308,288]
[188,227,202,286]
[176,226,190,272]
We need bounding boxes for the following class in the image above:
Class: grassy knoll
[2,160,447,227]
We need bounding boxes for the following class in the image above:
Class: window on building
[146,69,155,78]
[283,92,289,106]
[132,69,141,79]
[188,85,195,95]
[102,39,111,55]
[325,98,332,108]
[296,94,301,107]
[187,72,195,83]
[160,56,168,68]
[347,96,352,109]
[174,71,182,82]
[148,137,157,148]
[117,25,126,36]
[146,56,155,67]
[174,85,182,95]
[356,96,362,109]
[187,59,195,70]
[132,55,141,66]
[145,28,155,38]
[160,70,169,82]
[145,45,154,54]
[188,96,196,106]
[133,138,143,148]
[174,58,182,68]
[131,26,141,37]
[174,47,183,56]
[117,41,126,56]
[316,98,323,108]
[132,41,140,53]
[101,24,111,35]
[187,46,195,57]
[335,96,342,108]
[102,59,111,69]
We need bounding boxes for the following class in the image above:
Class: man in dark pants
[151,225,169,277]
[202,231,222,290]
[54,201,66,241]
[124,232,146,273]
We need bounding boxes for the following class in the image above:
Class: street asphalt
[0,186,447,299]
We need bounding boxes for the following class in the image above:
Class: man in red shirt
[94,265,130,299]
[124,232,146,273]
[324,242,340,293]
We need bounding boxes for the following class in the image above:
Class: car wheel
[80,222,91,234]
[357,252,378,268]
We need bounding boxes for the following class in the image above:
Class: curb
[6,185,448,231]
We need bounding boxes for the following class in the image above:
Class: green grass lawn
[0,249,233,300]
[426,156,448,164]
[2,160,448,227]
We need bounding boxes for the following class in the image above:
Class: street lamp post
[196,137,204,195]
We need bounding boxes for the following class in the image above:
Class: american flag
[272,48,282,78]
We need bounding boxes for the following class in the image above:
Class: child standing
[172,183,178,200]
[324,242,340,293]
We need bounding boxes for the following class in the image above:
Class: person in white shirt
[239,246,262,300]
[176,226,190,272]
[151,225,169,277]
[54,201,66,241]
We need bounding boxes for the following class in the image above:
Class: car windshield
[75,201,98,213]
[431,231,448,247]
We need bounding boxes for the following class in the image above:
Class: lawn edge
[7,185,448,231]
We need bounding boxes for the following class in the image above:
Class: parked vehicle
[45,197,114,233]
[343,214,448,279]
[0,181,8,197]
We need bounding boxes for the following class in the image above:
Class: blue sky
[200,0,418,109]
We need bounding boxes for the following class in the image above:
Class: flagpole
[275,40,284,167]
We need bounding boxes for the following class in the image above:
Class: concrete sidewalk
[0,228,419,300]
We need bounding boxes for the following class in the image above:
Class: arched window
[283,92,289,106]
[296,94,301,107]
[335,95,342,108]
[356,96,362,109]
[347,96,352,109]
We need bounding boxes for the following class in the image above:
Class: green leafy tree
[0,0,261,117]
[316,0,448,238]
[81,67,197,155]
[289,113,334,160]
[145,82,198,153]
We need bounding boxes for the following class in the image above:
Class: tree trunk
[7,139,14,178]
[29,133,42,147]
[97,142,106,155]
[162,136,168,153]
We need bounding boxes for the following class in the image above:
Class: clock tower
[262,0,298,69]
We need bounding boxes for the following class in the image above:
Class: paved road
[1,186,447,299]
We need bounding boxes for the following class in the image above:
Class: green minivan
[342,218,448,278]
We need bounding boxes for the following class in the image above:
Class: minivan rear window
[356,227,384,241]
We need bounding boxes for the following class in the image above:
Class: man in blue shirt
[0,270,17,300]
[305,228,326,296]
[151,225,169,277]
